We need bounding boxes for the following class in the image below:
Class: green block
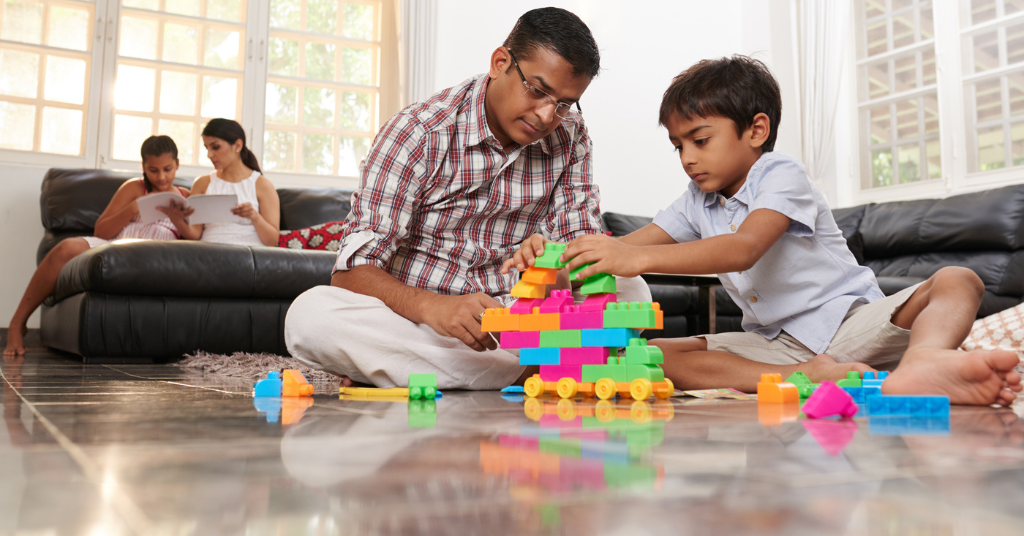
[623,338,664,364]
[786,372,812,385]
[582,363,628,383]
[569,262,591,281]
[408,399,436,427]
[796,384,817,398]
[835,371,862,388]
[534,242,568,269]
[603,301,658,329]
[539,329,582,348]
[604,464,657,489]
[539,437,581,458]
[408,373,437,400]
[580,273,616,295]
[626,364,664,383]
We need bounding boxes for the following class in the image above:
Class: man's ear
[488,46,511,80]
[748,112,771,149]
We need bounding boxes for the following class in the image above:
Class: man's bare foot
[3,325,27,357]
[883,348,1022,406]
[801,353,874,384]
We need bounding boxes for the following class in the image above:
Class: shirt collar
[692,175,754,207]
[463,74,554,155]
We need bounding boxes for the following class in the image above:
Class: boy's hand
[562,234,646,279]
[420,293,502,352]
[500,233,547,274]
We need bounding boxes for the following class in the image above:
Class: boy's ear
[488,46,511,80]
[748,113,771,149]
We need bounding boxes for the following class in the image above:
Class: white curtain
[797,0,850,203]
[400,0,438,107]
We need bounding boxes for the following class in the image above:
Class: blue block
[841,386,882,404]
[866,395,950,416]
[861,371,889,388]
[252,397,282,423]
[580,328,639,347]
[519,347,561,365]
[868,415,950,435]
[254,371,282,397]
[500,386,524,393]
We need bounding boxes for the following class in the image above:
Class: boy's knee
[614,275,652,303]
[932,266,984,298]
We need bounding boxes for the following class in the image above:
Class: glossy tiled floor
[2,346,1024,535]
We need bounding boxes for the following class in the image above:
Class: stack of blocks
[482,243,667,396]
[758,370,951,420]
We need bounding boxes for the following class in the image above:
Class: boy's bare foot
[3,325,28,357]
[801,353,874,384]
[883,348,1022,406]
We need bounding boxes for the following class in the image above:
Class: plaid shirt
[334,74,602,298]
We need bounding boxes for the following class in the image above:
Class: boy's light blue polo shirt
[651,151,884,354]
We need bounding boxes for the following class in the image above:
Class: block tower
[482,243,674,400]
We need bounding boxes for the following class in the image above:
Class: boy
[561,56,1020,406]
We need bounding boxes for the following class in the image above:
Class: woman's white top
[199,169,264,247]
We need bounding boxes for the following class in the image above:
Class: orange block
[282,369,314,397]
[757,372,798,404]
[281,397,314,425]
[511,279,545,298]
[519,308,560,331]
[481,307,521,333]
[522,266,557,285]
[654,303,664,330]
[758,401,800,425]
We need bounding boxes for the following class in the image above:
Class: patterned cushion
[278,221,346,251]
[961,302,1024,360]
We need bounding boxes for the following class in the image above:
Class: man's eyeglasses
[508,50,581,119]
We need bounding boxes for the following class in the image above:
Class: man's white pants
[284,277,652,390]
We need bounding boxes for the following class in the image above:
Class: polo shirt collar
[693,178,753,207]
[464,74,554,155]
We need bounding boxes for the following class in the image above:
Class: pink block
[540,414,580,428]
[802,419,858,456]
[561,347,611,365]
[560,305,604,329]
[510,298,541,315]
[802,381,859,419]
[539,364,582,382]
[500,331,539,349]
[539,289,573,313]
[580,293,617,312]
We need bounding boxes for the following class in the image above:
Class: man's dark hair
[659,55,782,152]
[502,7,600,79]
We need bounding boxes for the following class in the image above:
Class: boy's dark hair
[140,135,178,192]
[659,55,782,152]
[202,118,261,172]
[502,7,600,79]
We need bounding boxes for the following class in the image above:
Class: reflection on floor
[2,349,1024,535]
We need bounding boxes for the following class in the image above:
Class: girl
[4,136,193,356]
[172,118,280,246]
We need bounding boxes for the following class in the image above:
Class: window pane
[270,0,301,30]
[1,0,44,45]
[1010,77,1024,117]
[115,65,155,112]
[302,133,333,173]
[266,83,297,124]
[207,0,242,22]
[47,6,89,51]
[340,91,370,131]
[1008,22,1024,67]
[160,71,196,115]
[159,119,195,164]
[338,136,369,176]
[201,76,237,119]
[0,101,35,150]
[926,139,941,178]
[866,19,887,56]
[923,94,939,135]
[921,49,936,85]
[304,87,334,128]
[264,130,296,171]
[1012,122,1024,166]
[896,98,919,139]
[204,28,240,69]
[40,106,81,154]
[166,0,200,17]
[343,3,374,40]
[974,77,1003,123]
[308,0,338,35]
[44,56,86,104]
[871,148,893,188]
[891,0,913,10]
[892,12,915,49]
[306,42,336,80]
[123,0,159,9]
[0,49,39,98]
[920,5,933,40]
[120,17,158,60]
[978,125,1006,170]
[971,0,998,25]
[897,143,920,183]
[112,114,153,160]
[864,0,885,18]
[1009,0,1024,16]
[894,53,917,93]
[866,61,888,99]
[163,23,198,65]
[342,47,371,85]
[870,105,891,144]
[973,31,999,73]
[269,38,298,76]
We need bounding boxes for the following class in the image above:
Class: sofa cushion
[278,187,354,230]
[40,168,137,232]
[602,212,653,236]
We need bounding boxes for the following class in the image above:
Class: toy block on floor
[408,373,437,400]
[282,370,314,397]
[539,364,583,382]
[580,293,617,312]
[511,279,546,298]
[862,371,889,388]
[756,373,799,403]
[579,273,616,295]
[623,338,663,364]
[785,372,818,398]
[560,305,603,330]
[539,289,573,313]
[254,371,283,397]
[866,395,949,417]
[835,371,862,388]
[520,347,562,365]
[603,301,659,329]
[868,415,950,435]
[561,347,613,365]
[580,328,638,347]
[522,265,557,285]
[481,308,520,333]
[520,310,560,331]
[842,386,882,404]
[534,243,568,269]
[510,297,541,314]
[500,330,540,349]
[540,329,582,348]
[801,381,858,419]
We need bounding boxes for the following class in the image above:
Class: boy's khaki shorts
[699,283,921,367]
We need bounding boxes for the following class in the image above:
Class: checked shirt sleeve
[334,113,429,273]
[543,122,603,243]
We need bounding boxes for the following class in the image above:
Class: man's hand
[562,234,646,280]
[420,293,503,351]
[500,233,548,274]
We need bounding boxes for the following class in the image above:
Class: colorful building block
[866,395,950,417]
[540,329,582,348]
[580,293,617,312]
[539,289,573,313]
[520,309,560,331]
[785,372,818,398]
[623,338,663,365]
[842,386,882,404]
[539,364,583,382]
[522,265,557,285]
[561,347,613,364]
[835,371,862,388]
[603,301,659,329]
[500,330,540,349]
[534,243,568,269]
[756,373,799,403]
[580,328,638,347]
[560,305,604,330]
[520,347,562,365]
[801,381,858,419]
[408,373,437,400]
[862,371,889,388]
[254,371,283,397]
[579,273,616,295]
[282,369,314,397]
[481,307,520,333]
[510,297,541,314]
[511,279,546,298]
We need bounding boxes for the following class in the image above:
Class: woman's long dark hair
[140,135,178,193]
[202,118,261,173]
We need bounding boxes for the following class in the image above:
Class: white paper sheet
[135,192,238,225]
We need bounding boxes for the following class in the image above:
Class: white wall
[0,163,51,329]
[434,0,801,217]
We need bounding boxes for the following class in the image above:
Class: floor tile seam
[750,460,1024,488]
[0,367,156,535]
[101,365,251,396]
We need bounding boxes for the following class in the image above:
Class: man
[285,7,651,389]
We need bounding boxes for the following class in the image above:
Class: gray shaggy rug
[177,352,343,394]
